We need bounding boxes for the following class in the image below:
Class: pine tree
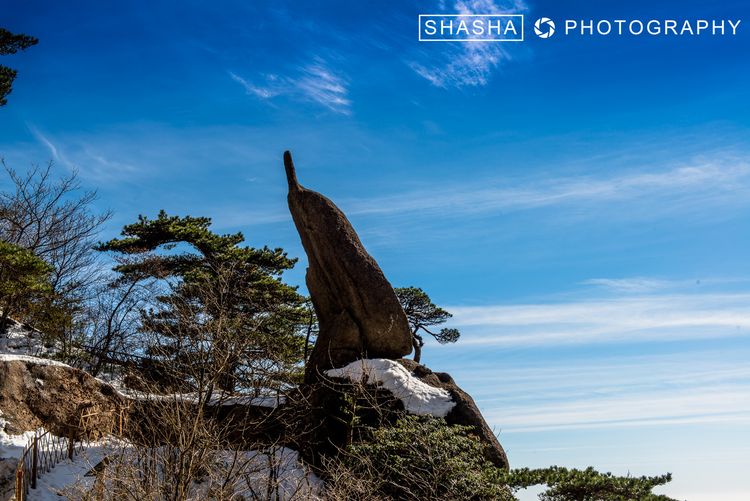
[97,210,307,392]
[0,28,38,106]
[0,240,53,331]
[395,286,460,363]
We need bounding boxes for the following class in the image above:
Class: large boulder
[283,151,412,381]
[281,151,508,471]
[314,357,509,470]
[0,358,124,437]
[397,358,509,469]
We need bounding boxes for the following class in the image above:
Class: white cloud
[493,386,750,432]
[488,358,750,431]
[580,277,747,293]
[229,58,351,114]
[344,159,750,220]
[426,281,750,434]
[443,347,750,432]
[446,292,750,347]
[409,43,509,88]
[228,71,282,99]
[581,277,690,293]
[295,62,351,113]
[25,125,143,184]
[27,126,74,169]
[463,352,750,402]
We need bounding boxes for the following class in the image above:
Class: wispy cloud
[581,277,694,293]
[28,126,75,170]
[580,277,748,293]
[295,62,351,113]
[493,385,750,432]
[440,345,750,432]
[229,57,351,114]
[343,159,750,221]
[480,353,750,432]
[409,0,527,88]
[228,71,283,99]
[445,292,750,347]
[461,351,750,402]
[424,280,750,437]
[24,124,148,184]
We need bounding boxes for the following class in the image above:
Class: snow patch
[1,422,320,501]
[118,389,285,408]
[34,441,320,500]
[326,358,456,418]
[219,393,285,407]
[0,319,53,357]
[31,439,111,501]
[0,412,35,458]
[0,353,71,368]
[220,446,323,499]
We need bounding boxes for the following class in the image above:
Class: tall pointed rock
[283,151,412,382]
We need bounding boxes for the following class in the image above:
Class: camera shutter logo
[534,17,555,38]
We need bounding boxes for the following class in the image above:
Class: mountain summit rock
[283,151,413,382]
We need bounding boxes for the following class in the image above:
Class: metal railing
[14,407,128,501]
[13,429,84,501]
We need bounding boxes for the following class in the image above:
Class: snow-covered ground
[2,414,321,500]
[326,358,456,418]
[117,388,286,408]
[31,444,321,500]
[2,411,98,501]
[0,320,54,358]
[0,321,316,499]
[0,413,36,460]
[31,440,109,501]
[0,319,71,370]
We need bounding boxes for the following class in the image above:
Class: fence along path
[14,407,128,501]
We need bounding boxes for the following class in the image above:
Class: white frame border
[418,14,525,42]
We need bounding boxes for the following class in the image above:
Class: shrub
[324,415,513,500]
[502,466,677,501]
[324,415,678,501]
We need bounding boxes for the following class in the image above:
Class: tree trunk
[412,333,423,363]
[0,301,12,334]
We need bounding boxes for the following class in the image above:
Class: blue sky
[2,0,749,498]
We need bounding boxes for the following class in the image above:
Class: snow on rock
[0,356,126,437]
[326,358,456,418]
[0,353,71,368]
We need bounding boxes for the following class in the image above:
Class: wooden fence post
[30,434,38,490]
[95,468,105,501]
[68,426,75,460]
[15,468,23,501]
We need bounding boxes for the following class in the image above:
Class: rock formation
[283,151,508,470]
[283,151,412,381]
[0,358,125,436]
[398,358,509,468]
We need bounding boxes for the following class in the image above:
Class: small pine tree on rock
[395,286,460,363]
